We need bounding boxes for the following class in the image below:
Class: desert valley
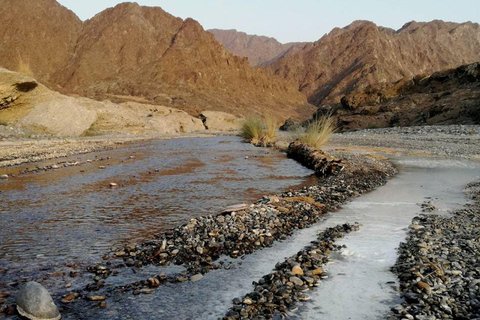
[0,1,479,320]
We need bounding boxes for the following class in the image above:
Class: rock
[109,183,118,188]
[292,265,304,276]
[199,111,242,131]
[190,274,203,282]
[16,282,60,320]
[0,175,8,180]
[279,117,300,131]
[289,277,304,286]
[220,204,248,214]
[86,296,105,301]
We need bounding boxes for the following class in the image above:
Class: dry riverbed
[329,125,480,161]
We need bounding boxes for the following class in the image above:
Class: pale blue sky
[57,0,480,43]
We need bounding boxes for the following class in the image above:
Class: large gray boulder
[16,282,60,320]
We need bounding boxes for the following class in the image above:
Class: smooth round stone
[0,174,8,179]
[16,282,60,320]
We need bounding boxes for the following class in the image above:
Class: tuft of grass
[240,114,279,146]
[17,57,34,77]
[263,114,279,143]
[295,116,337,149]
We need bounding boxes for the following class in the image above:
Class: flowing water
[1,137,479,320]
[0,136,314,294]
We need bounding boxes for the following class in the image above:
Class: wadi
[0,1,479,320]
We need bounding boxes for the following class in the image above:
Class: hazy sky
[57,0,480,43]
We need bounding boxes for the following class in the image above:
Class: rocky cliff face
[0,1,313,120]
[0,0,82,86]
[208,29,306,67]
[317,62,480,131]
[270,20,480,106]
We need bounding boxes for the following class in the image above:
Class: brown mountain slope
[0,0,82,86]
[270,20,480,106]
[0,1,313,120]
[316,62,480,131]
[208,29,307,67]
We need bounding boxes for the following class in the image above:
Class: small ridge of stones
[0,151,397,315]
[72,151,396,305]
[420,200,437,213]
[390,181,480,320]
[223,223,360,320]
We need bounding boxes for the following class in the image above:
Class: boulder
[16,282,60,320]
[199,111,242,131]
[279,117,300,131]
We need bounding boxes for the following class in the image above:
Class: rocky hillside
[0,68,220,137]
[270,20,480,106]
[317,62,480,131]
[0,0,313,120]
[209,29,306,66]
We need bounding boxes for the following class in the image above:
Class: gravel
[390,181,480,320]
[50,151,396,311]
[331,125,480,160]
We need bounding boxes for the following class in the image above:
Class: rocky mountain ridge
[269,20,480,106]
[317,62,480,131]
[208,29,307,67]
[0,0,313,120]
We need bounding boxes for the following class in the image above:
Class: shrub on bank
[240,114,279,146]
[294,116,336,149]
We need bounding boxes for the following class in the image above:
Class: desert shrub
[295,116,336,149]
[240,114,279,146]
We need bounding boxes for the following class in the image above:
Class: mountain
[269,20,480,106]
[0,1,313,120]
[316,62,480,131]
[208,29,307,67]
[0,0,82,86]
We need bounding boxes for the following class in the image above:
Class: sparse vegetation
[294,116,336,149]
[240,114,279,146]
[17,57,34,77]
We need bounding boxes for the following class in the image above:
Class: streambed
[1,137,479,320]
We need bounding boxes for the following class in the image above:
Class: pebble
[190,274,203,282]
[391,181,480,320]
[223,223,360,319]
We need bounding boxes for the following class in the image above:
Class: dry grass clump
[17,57,34,77]
[295,116,337,149]
[240,114,279,146]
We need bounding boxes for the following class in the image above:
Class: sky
[57,0,480,43]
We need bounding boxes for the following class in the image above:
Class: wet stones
[223,223,360,319]
[80,150,396,305]
[391,181,480,320]
[16,282,61,320]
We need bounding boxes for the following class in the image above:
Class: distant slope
[0,1,314,120]
[270,20,480,106]
[209,29,307,67]
[317,62,480,131]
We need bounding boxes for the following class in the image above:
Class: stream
[1,137,479,319]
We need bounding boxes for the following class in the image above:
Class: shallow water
[61,156,478,320]
[291,156,480,320]
[1,140,479,320]
[0,136,314,290]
